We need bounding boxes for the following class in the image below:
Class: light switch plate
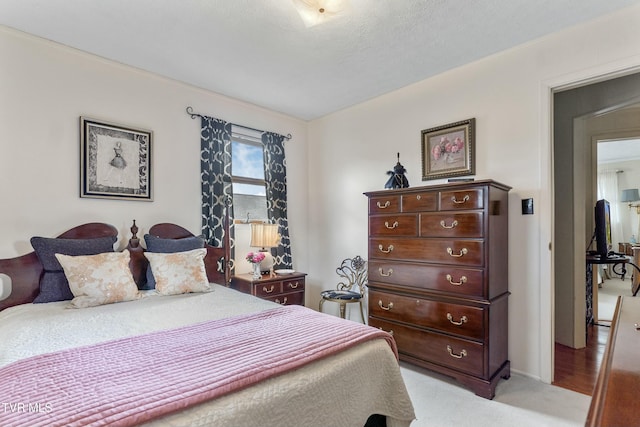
[522,198,534,215]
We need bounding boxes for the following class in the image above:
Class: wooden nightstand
[230,272,306,306]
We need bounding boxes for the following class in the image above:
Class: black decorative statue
[384,153,409,189]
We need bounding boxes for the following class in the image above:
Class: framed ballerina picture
[421,118,475,181]
[80,117,153,201]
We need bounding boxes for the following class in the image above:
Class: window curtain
[262,132,293,269]
[597,170,623,246]
[200,116,235,274]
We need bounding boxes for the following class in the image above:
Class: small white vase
[252,263,262,280]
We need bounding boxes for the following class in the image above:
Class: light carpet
[400,363,590,427]
[596,277,634,322]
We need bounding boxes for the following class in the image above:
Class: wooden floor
[553,324,609,395]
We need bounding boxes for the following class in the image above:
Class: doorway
[552,73,640,391]
[595,137,640,324]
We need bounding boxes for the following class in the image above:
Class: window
[231,127,267,222]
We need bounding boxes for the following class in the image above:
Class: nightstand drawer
[255,282,283,297]
[269,291,304,306]
[283,277,305,293]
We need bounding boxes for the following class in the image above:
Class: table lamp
[250,223,281,273]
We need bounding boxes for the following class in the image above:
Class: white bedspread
[0,285,415,427]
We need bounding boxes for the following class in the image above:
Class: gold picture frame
[421,118,475,181]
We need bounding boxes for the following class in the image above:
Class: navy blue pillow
[31,235,117,303]
[143,234,205,290]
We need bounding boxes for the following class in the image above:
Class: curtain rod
[186,106,292,140]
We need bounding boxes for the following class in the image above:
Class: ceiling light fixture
[292,0,350,27]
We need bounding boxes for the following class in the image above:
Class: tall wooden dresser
[365,180,510,399]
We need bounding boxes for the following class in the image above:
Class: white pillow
[143,248,211,295]
[55,250,141,308]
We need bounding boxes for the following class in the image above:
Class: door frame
[540,61,640,383]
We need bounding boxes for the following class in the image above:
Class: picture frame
[421,118,475,181]
[80,117,152,201]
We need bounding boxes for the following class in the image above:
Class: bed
[0,221,415,427]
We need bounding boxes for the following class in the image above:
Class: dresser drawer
[439,188,483,210]
[369,214,418,236]
[368,260,485,297]
[369,195,400,214]
[255,282,283,297]
[370,238,484,267]
[369,289,485,340]
[401,191,437,212]
[420,212,484,238]
[369,318,485,377]
[267,290,304,306]
[283,277,305,293]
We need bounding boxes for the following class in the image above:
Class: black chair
[319,256,367,322]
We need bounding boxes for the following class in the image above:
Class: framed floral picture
[421,118,475,181]
[80,117,153,201]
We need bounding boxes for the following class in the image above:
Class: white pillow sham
[143,248,211,295]
[55,250,141,308]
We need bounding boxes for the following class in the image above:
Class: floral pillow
[142,234,205,290]
[143,248,211,295]
[55,250,141,308]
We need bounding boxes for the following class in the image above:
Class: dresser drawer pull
[376,327,394,336]
[447,247,468,257]
[440,220,458,229]
[378,244,394,254]
[378,267,394,277]
[451,194,470,204]
[447,345,468,359]
[377,201,391,209]
[378,300,394,311]
[262,285,276,293]
[287,282,300,289]
[275,297,288,305]
[446,274,467,286]
[447,313,468,326]
[384,221,399,229]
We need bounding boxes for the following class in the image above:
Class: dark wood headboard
[0,221,230,312]
[0,223,118,312]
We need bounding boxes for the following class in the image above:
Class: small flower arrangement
[246,251,266,264]
[431,135,465,161]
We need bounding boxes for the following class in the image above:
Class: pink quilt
[0,305,396,427]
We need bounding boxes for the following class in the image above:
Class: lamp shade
[250,223,281,248]
[621,188,640,203]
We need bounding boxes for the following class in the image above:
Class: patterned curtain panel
[262,132,292,269]
[200,116,235,274]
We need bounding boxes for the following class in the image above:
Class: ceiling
[0,0,638,121]
[599,139,640,164]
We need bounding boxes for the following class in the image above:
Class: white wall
[0,26,309,282]
[306,4,640,380]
